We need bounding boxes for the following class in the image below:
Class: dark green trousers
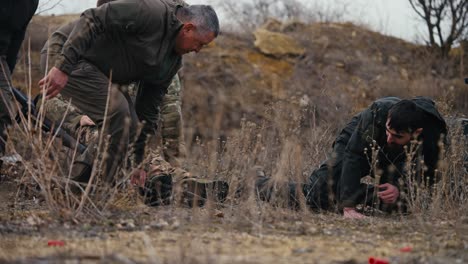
[60,60,139,182]
[255,141,377,211]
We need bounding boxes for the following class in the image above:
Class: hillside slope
[15,16,468,146]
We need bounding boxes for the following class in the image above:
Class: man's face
[174,23,215,55]
[385,118,421,147]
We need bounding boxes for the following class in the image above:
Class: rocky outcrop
[253,28,305,57]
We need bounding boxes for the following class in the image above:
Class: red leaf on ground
[47,240,65,247]
[400,246,413,252]
[368,257,389,264]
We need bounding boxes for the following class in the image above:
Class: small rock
[117,219,135,230]
[400,68,409,80]
[307,227,319,235]
[0,154,22,164]
[336,62,345,68]
[292,248,313,254]
[299,94,310,108]
[26,215,44,226]
[151,219,169,230]
[170,220,180,230]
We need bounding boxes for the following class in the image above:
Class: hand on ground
[39,67,68,99]
[378,183,399,204]
[130,169,147,188]
[343,207,367,219]
[80,115,95,127]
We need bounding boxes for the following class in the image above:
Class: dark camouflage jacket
[338,97,447,208]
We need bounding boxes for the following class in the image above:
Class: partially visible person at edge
[256,97,448,219]
[38,0,219,183]
[0,0,39,157]
[40,0,187,175]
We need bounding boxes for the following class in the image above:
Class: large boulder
[253,28,305,57]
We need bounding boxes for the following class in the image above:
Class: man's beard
[385,143,405,157]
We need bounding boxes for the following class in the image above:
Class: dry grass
[1,13,467,264]
[6,10,467,221]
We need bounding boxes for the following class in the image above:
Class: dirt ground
[0,180,467,264]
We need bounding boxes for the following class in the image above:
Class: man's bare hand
[80,115,95,127]
[378,183,399,204]
[130,169,147,188]
[343,207,367,219]
[39,67,68,99]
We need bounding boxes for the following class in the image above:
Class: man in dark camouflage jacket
[257,97,448,218]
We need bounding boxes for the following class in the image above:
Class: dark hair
[389,99,448,186]
[97,0,115,7]
[177,5,220,37]
[387,100,425,133]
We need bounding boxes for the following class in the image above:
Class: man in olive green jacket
[40,0,187,169]
[39,0,218,181]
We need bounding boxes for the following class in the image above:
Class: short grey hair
[178,5,220,37]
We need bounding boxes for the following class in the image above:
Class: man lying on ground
[256,97,448,218]
[37,91,228,206]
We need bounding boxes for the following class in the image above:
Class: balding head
[174,5,219,55]
[177,5,220,37]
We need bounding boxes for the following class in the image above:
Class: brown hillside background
[13,15,468,170]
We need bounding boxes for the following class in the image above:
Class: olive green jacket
[51,0,183,135]
[41,0,187,162]
[55,0,183,87]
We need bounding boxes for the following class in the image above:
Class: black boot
[182,178,229,207]
[139,174,173,206]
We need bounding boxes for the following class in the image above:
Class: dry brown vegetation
[1,11,467,264]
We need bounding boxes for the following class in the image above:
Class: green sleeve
[339,108,377,208]
[54,0,159,74]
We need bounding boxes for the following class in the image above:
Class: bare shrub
[4,61,137,221]
[400,127,467,218]
[408,0,468,58]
